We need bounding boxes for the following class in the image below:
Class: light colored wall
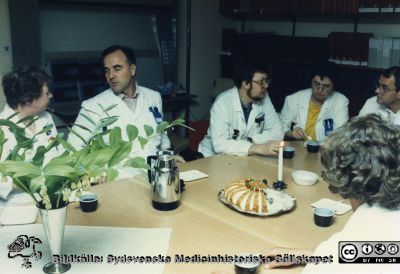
[40,10,158,52]
[40,8,164,88]
[188,0,233,120]
[3,0,230,121]
[0,0,13,108]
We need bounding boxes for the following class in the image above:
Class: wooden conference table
[65,142,352,274]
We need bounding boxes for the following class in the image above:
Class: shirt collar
[3,104,40,123]
[384,106,400,115]
[117,91,139,101]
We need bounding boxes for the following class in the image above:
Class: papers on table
[0,225,171,274]
[0,192,34,208]
[179,170,209,182]
[0,205,38,225]
[0,191,39,225]
[311,198,352,215]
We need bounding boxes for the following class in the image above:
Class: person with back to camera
[263,114,400,274]
[211,114,400,274]
[198,62,284,158]
[0,66,59,200]
[280,65,349,141]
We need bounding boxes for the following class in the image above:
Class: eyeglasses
[376,84,397,93]
[312,80,332,91]
[252,79,270,87]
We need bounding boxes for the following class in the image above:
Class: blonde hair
[321,114,400,209]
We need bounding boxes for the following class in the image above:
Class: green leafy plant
[0,107,185,209]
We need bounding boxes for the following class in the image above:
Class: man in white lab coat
[359,66,400,125]
[68,45,172,178]
[0,66,58,199]
[198,63,283,157]
[280,67,349,141]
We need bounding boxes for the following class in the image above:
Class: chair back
[188,120,209,151]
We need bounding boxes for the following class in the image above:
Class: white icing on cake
[224,178,296,215]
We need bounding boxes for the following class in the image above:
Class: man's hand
[175,154,186,163]
[263,247,314,269]
[287,127,307,140]
[249,141,283,156]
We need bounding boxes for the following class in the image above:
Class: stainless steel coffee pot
[147,150,181,211]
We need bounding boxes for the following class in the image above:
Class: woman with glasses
[198,63,283,158]
[280,66,349,141]
[359,66,400,125]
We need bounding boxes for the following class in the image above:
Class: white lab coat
[198,87,283,157]
[302,204,400,274]
[0,104,59,199]
[280,88,349,141]
[67,86,170,178]
[359,96,400,125]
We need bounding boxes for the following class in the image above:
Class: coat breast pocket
[255,114,265,133]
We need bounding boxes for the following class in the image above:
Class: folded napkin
[180,170,209,182]
[311,198,352,215]
[0,205,38,225]
[0,192,36,208]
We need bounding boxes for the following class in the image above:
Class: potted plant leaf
[0,108,184,273]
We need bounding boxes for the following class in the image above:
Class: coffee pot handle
[146,155,157,183]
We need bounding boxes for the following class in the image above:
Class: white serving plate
[218,188,296,217]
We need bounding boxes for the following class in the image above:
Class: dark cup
[235,264,258,274]
[79,194,98,213]
[307,141,320,153]
[283,146,295,159]
[235,254,259,274]
[314,207,334,227]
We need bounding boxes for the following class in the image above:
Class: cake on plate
[222,178,295,215]
[224,178,269,214]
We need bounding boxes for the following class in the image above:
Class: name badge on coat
[323,118,334,136]
[43,124,53,136]
[149,107,163,124]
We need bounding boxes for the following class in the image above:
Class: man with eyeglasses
[359,66,400,125]
[280,66,349,141]
[198,63,283,157]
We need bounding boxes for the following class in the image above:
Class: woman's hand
[287,127,307,140]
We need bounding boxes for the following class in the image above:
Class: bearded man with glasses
[280,66,349,141]
[198,63,283,157]
[359,66,400,125]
